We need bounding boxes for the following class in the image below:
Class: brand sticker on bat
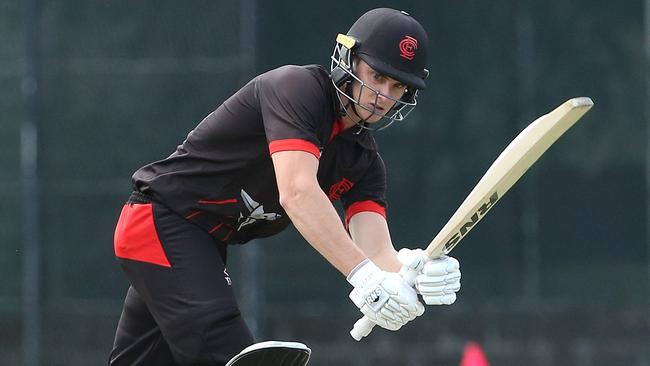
[444,191,500,249]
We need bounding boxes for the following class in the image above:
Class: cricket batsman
[109,8,462,366]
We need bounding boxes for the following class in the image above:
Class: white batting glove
[397,248,461,305]
[348,259,425,331]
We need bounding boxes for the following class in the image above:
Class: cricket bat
[350,97,594,341]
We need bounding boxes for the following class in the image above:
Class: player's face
[349,59,408,123]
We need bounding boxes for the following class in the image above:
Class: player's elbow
[277,178,315,212]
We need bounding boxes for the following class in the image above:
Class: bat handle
[350,316,375,341]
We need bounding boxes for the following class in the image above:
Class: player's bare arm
[348,209,461,297]
[272,149,425,332]
[271,149,366,276]
[347,211,401,271]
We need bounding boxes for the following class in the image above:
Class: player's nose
[376,83,392,98]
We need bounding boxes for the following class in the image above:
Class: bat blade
[350,97,593,341]
[425,97,593,258]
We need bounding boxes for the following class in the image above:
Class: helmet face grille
[330,41,419,131]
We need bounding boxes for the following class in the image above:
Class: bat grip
[350,316,375,341]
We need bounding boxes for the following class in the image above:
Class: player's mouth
[369,103,386,113]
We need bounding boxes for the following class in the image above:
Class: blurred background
[1,0,648,365]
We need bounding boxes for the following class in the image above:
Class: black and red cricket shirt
[132,64,387,244]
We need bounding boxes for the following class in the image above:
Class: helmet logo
[399,36,418,61]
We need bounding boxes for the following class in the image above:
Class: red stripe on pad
[185,211,203,219]
[198,199,237,205]
[209,223,224,234]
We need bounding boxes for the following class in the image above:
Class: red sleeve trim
[269,139,321,159]
[345,200,387,228]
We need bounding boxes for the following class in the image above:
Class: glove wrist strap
[347,259,379,287]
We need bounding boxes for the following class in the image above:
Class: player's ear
[351,56,359,71]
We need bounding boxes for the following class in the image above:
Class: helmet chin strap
[340,82,373,131]
[349,104,371,134]
[336,77,407,132]
[350,103,370,123]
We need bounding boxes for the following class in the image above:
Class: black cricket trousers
[109,192,254,365]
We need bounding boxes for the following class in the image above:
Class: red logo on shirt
[328,178,354,201]
[399,36,418,61]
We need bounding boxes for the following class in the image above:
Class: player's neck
[341,113,360,130]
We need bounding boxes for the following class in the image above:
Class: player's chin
[359,108,387,123]
[365,114,385,123]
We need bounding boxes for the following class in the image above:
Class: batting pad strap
[269,139,321,159]
[345,200,387,228]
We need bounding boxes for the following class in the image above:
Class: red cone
[459,341,489,366]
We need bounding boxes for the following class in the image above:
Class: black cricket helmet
[331,8,429,130]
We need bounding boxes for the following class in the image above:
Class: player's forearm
[366,246,401,272]
[348,212,401,272]
[280,184,366,276]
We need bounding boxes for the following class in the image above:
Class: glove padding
[348,259,425,331]
[398,248,461,305]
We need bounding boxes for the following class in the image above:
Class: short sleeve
[340,153,387,227]
[256,66,329,159]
